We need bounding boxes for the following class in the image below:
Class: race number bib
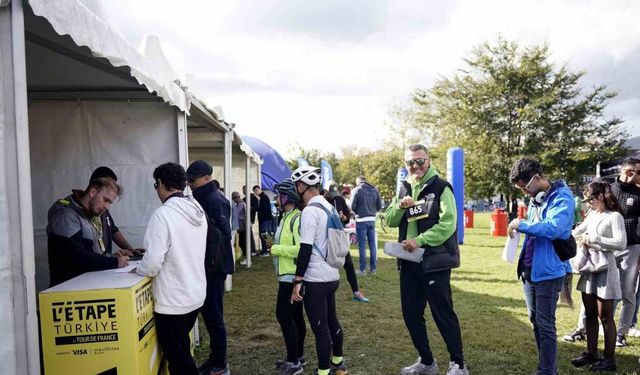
[407,200,429,222]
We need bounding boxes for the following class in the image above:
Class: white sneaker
[239,259,247,265]
[446,361,469,375]
[629,326,640,337]
[400,357,438,375]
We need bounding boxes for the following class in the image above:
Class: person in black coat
[243,185,259,255]
[186,160,232,375]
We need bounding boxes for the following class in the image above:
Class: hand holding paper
[502,232,520,263]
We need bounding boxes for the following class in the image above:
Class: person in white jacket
[136,162,207,375]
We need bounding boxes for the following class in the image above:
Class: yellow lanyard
[90,216,106,254]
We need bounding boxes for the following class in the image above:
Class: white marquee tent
[0,1,262,373]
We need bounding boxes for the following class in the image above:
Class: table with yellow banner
[39,265,179,375]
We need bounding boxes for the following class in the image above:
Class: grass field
[194,213,640,374]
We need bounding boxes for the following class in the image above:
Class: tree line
[288,37,628,204]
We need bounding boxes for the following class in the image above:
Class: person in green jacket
[268,178,306,375]
[385,144,467,375]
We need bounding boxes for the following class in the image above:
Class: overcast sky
[95,0,640,157]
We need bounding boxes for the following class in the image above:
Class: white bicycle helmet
[291,166,322,186]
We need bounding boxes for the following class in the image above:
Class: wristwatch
[293,279,304,285]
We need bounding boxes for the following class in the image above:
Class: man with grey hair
[385,144,467,375]
[351,174,382,275]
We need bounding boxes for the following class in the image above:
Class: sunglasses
[515,174,538,192]
[583,194,599,203]
[405,158,427,167]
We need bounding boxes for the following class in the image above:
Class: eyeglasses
[153,181,159,189]
[516,174,538,192]
[405,158,427,167]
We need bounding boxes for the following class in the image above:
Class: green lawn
[195,213,640,374]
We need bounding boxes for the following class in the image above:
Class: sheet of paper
[502,232,520,263]
[383,242,425,263]
[115,260,141,273]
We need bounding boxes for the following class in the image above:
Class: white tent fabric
[29,100,179,291]
[28,0,189,113]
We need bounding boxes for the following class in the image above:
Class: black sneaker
[571,352,598,368]
[563,328,586,342]
[198,361,212,375]
[276,356,307,370]
[278,361,303,375]
[616,334,628,347]
[589,357,616,372]
[330,360,349,375]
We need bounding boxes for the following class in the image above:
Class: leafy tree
[412,37,627,202]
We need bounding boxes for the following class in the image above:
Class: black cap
[90,166,117,182]
[186,160,213,180]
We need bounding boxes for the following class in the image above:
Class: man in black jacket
[47,177,129,286]
[611,158,640,347]
[187,160,233,375]
[243,185,258,256]
[254,185,275,257]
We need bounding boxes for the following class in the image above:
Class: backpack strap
[307,202,333,260]
[289,212,301,246]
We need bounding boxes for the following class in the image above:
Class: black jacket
[611,178,640,245]
[397,177,460,273]
[257,192,273,223]
[193,182,234,275]
[46,193,118,286]
[328,195,351,225]
[245,194,259,224]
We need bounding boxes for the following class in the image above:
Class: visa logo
[73,349,88,355]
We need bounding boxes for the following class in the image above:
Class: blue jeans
[522,277,563,375]
[356,221,377,272]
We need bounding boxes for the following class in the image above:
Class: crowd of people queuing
[45,144,640,374]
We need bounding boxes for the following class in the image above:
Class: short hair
[408,144,429,154]
[252,185,261,191]
[212,179,221,189]
[622,158,640,168]
[85,177,122,197]
[90,166,117,182]
[231,191,240,199]
[509,157,543,183]
[358,175,366,182]
[153,162,187,191]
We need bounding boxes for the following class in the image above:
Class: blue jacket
[351,182,382,219]
[517,181,574,282]
[192,181,234,275]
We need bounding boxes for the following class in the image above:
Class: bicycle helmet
[273,178,301,204]
[291,166,322,186]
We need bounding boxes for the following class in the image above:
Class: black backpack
[203,211,224,274]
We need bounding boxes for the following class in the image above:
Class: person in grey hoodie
[350,175,382,274]
[136,162,208,375]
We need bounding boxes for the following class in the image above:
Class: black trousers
[201,272,228,368]
[400,261,464,367]
[238,228,257,256]
[276,281,306,362]
[155,309,200,375]
[343,252,359,293]
[304,281,343,370]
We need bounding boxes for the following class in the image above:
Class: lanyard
[90,216,106,254]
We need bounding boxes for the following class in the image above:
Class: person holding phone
[268,179,305,375]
